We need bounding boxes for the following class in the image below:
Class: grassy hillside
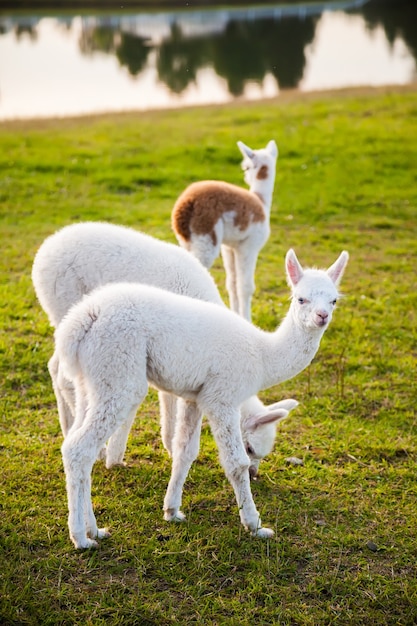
[1,86,417,625]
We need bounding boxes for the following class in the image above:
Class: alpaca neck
[250,175,275,215]
[260,305,325,390]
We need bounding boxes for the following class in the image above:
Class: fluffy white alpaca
[32,221,294,475]
[54,248,348,548]
[171,140,278,320]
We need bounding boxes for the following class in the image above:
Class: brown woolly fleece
[172,180,266,246]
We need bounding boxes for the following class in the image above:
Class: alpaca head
[240,397,299,478]
[286,249,349,331]
[237,139,278,188]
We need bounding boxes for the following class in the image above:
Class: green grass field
[1,85,417,625]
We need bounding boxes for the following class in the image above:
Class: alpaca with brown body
[172,140,278,320]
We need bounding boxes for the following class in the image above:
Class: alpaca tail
[171,194,194,242]
[54,300,99,380]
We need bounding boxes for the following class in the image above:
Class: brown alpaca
[171,140,278,320]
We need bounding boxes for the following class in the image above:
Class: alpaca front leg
[208,409,273,538]
[163,401,202,522]
[231,466,273,538]
[221,245,239,314]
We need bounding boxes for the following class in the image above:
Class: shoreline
[1,82,416,129]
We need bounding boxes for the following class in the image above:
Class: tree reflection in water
[70,1,417,97]
[75,11,320,96]
[157,23,210,94]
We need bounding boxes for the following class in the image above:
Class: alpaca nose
[316,310,329,325]
[249,465,258,480]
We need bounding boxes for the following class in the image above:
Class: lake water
[0,0,416,120]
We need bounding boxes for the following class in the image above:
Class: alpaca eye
[331,299,337,305]
[246,444,255,456]
[298,297,305,304]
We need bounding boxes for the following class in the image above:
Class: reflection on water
[0,0,416,120]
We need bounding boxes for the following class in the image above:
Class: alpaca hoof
[73,537,99,550]
[254,527,274,539]
[106,459,127,469]
[96,527,111,539]
[164,508,186,523]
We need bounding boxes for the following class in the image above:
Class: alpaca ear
[245,408,289,432]
[266,139,278,158]
[265,398,298,413]
[327,250,349,286]
[237,140,255,159]
[286,249,304,286]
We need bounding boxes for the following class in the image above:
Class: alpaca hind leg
[83,469,110,541]
[234,246,259,321]
[190,224,223,269]
[48,351,76,436]
[207,407,273,537]
[62,423,108,549]
[105,403,139,468]
[159,391,178,456]
[221,245,239,314]
[63,380,148,548]
[163,401,202,522]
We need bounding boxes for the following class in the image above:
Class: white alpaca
[32,221,294,475]
[54,248,348,548]
[171,139,278,320]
